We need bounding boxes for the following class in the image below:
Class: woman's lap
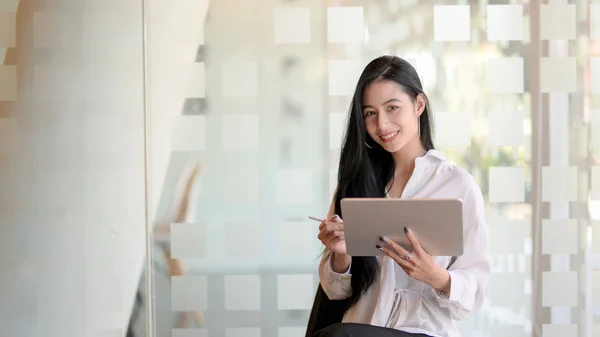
[313,323,432,337]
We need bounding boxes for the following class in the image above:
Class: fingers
[377,243,412,268]
[404,227,423,253]
[318,229,344,241]
[317,214,345,248]
[319,215,343,229]
[379,236,410,257]
[318,218,344,245]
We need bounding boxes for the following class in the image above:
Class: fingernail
[379,236,385,242]
[332,214,340,219]
[404,227,409,234]
[376,245,383,251]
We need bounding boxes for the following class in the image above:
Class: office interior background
[1,0,599,336]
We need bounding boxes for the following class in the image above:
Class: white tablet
[340,198,464,257]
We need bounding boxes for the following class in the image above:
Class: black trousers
[314,323,432,337]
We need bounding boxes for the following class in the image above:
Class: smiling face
[362,80,425,154]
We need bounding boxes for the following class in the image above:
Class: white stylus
[308,216,325,222]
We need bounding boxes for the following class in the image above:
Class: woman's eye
[364,111,376,117]
[388,105,399,111]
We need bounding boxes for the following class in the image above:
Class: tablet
[340,198,464,257]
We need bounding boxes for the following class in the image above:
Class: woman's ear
[415,93,426,117]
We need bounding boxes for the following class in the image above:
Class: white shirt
[319,150,491,337]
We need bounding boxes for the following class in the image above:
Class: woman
[316,56,491,337]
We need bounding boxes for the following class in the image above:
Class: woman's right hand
[317,214,347,255]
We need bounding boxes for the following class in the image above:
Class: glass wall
[140,0,600,336]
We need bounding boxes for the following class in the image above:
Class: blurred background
[1,0,599,336]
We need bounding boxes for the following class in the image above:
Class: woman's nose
[377,113,389,128]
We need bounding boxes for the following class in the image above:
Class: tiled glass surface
[540,4,576,40]
[433,5,471,41]
[486,57,524,94]
[274,8,311,44]
[486,5,523,41]
[4,0,598,336]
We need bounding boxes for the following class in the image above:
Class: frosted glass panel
[141,1,597,337]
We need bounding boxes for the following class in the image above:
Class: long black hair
[334,55,435,307]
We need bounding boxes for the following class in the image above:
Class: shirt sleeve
[430,184,491,321]
[318,250,353,300]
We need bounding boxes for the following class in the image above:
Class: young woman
[316,56,491,337]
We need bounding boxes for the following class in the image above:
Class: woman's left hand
[377,227,451,293]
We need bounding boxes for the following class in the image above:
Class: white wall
[0,1,147,336]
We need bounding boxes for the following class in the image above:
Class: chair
[304,284,350,337]
[153,161,204,328]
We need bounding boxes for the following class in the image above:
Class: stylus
[308,216,325,222]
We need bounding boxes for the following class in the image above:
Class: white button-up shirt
[319,150,491,337]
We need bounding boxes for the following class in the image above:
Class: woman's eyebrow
[363,98,402,109]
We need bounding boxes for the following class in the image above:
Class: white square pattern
[221,61,258,98]
[488,110,524,147]
[541,166,578,202]
[592,166,600,200]
[595,324,600,337]
[592,110,600,147]
[592,5,600,40]
[224,223,261,258]
[433,5,471,41]
[171,116,206,152]
[278,327,306,337]
[542,271,578,307]
[593,222,600,254]
[591,58,600,93]
[171,275,208,311]
[541,220,578,255]
[542,324,577,337]
[224,275,261,311]
[221,166,259,205]
[434,111,471,147]
[276,221,318,258]
[327,7,364,43]
[221,114,259,151]
[274,8,310,44]
[181,63,205,98]
[486,58,524,94]
[487,217,528,254]
[170,223,206,259]
[540,4,576,40]
[276,169,313,205]
[226,328,261,337]
[488,326,528,337]
[329,113,346,150]
[486,5,523,41]
[540,57,576,93]
[487,272,526,307]
[277,274,314,310]
[488,167,525,203]
[328,60,363,96]
[594,271,600,306]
